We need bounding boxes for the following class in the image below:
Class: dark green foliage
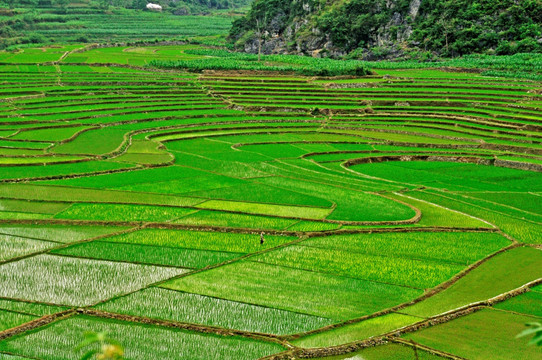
[317,0,411,52]
[231,0,542,58]
[174,0,253,14]
[412,0,542,56]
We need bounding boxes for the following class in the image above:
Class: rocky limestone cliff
[235,0,423,59]
[230,0,542,59]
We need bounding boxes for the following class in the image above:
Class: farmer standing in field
[260,232,265,245]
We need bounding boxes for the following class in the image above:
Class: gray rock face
[409,0,422,19]
[241,0,423,58]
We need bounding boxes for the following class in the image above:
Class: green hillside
[230,0,542,59]
[0,0,249,49]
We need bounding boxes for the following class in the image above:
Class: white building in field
[146,3,162,11]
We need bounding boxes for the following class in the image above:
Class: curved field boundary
[353,112,542,134]
[301,150,503,161]
[330,120,542,143]
[343,155,542,172]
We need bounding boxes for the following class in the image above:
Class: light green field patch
[173,210,296,230]
[97,287,334,335]
[252,245,463,289]
[0,254,184,306]
[388,193,491,228]
[293,313,420,348]
[0,212,51,220]
[51,128,127,155]
[0,315,283,360]
[0,184,201,207]
[0,309,36,332]
[196,200,332,219]
[103,228,296,253]
[113,173,244,194]
[51,241,241,269]
[403,247,542,318]
[285,221,342,232]
[0,199,69,215]
[494,291,542,317]
[10,126,92,142]
[301,231,510,266]
[0,235,58,262]
[0,224,126,243]
[404,309,542,360]
[0,299,69,317]
[112,152,173,165]
[0,156,86,165]
[161,261,422,321]
[55,203,194,222]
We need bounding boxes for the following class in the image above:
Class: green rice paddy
[0,42,540,359]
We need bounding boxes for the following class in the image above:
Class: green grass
[0,45,82,63]
[256,176,417,222]
[55,203,195,222]
[252,245,464,289]
[0,199,69,215]
[0,254,183,306]
[402,247,542,318]
[351,162,542,192]
[0,184,201,208]
[0,299,69,317]
[102,228,296,253]
[0,235,58,262]
[404,309,542,360]
[293,313,420,348]
[0,315,283,360]
[148,48,371,76]
[409,191,542,244]
[196,199,333,220]
[40,166,207,189]
[173,210,297,230]
[0,309,36,332]
[161,261,422,321]
[10,126,92,142]
[186,182,333,207]
[285,221,341,232]
[494,291,542,317]
[51,241,242,269]
[301,232,510,266]
[458,192,542,216]
[385,193,491,228]
[0,161,133,181]
[97,287,334,335]
[113,173,245,194]
[0,224,127,243]
[0,211,51,220]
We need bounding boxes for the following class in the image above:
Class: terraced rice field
[0,45,540,359]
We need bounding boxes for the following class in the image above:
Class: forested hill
[229,0,542,59]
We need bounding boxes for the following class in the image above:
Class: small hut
[146,3,162,11]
